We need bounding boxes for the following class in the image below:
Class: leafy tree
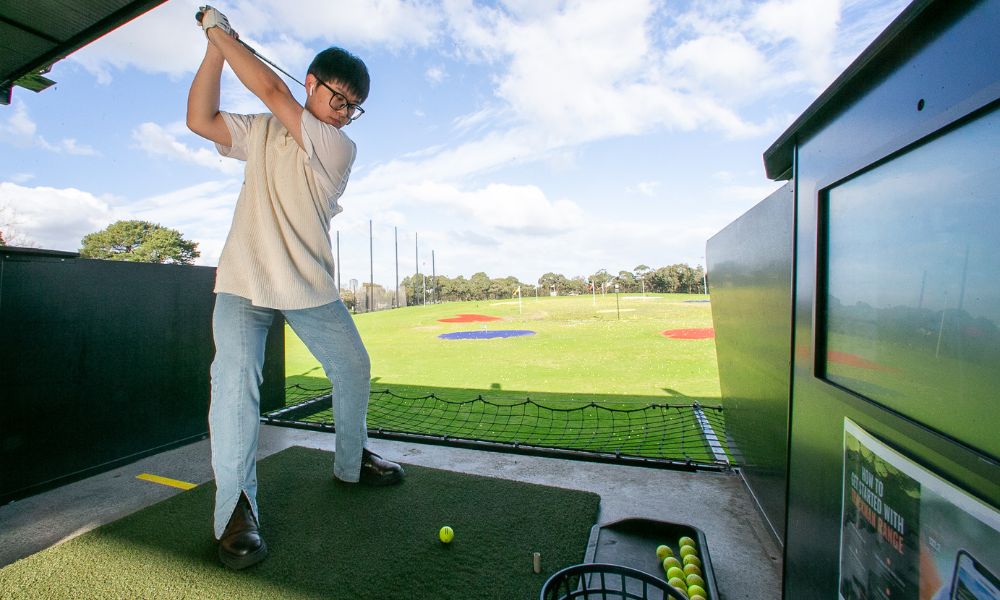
[568,276,589,295]
[0,229,5,246]
[633,264,651,294]
[80,220,200,265]
[589,269,610,294]
[469,272,491,299]
[617,270,636,291]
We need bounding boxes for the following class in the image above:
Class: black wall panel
[707,182,794,545]
[0,249,284,504]
[780,1,1000,597]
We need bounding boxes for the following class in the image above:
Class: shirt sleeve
[299,109,356,198]
[214,112,257,161]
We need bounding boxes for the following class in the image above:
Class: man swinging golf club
[187,5,404,570]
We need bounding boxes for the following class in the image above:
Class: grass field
[285,293,720,408]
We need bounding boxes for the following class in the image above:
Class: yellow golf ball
[439,526,454,543]
[678,535,696,548]
[683,554,702,568]
[656,544,673,560]
[663,556,682,571]
[679,545,697,559]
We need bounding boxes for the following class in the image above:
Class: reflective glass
[824,107,999,450]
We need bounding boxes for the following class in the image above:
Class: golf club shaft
[238,39,305,88]
[196,9,305,88]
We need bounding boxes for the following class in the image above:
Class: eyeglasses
[316,79,365,121]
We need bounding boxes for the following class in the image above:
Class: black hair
[307,47,370,103]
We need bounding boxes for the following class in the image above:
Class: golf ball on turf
[439,526,454,543]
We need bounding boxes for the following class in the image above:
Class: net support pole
[693,402,729,465]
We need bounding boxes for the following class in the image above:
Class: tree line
[397,263,706,306]
[5,219,707,306]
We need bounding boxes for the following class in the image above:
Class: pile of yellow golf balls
[655,536,708,599]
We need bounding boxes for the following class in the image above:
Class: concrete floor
[0,425,783,599]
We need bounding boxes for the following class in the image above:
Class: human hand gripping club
[195,5,236,38]
[194,5,305,87]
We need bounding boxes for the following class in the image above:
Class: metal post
[369,220,374,312]
[431,250,436,304]
[415,232,419,306]
[394,226,399,308]
[615,283,620,319]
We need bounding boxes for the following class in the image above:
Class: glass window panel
[824,107,1000,454]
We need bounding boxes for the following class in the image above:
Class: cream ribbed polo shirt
[214,110,355,309]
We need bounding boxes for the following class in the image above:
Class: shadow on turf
[286,376,721,409]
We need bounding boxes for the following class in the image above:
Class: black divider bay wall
[762,0,1000,596]
[707,181,793,546]
[0,248,284,504]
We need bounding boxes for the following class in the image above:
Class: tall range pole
[368,220,374,312]
[415,232,420,305]
[431,250,436,304]
[394,226,399,308]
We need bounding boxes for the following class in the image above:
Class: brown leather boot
[358,449,405,486]
[218,493,268,570]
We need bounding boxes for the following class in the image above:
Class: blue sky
[0,0,910,286]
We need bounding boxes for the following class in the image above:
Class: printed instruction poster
[839,418,1000,600]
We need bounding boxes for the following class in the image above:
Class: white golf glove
[196,5,235,38]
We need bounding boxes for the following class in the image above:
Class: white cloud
[124,180,242,265]
[0,182,116,251]
[1,102,100,155]
[132,122,244,175]
[237,0,442,48]
[2,102,36,138]
[629,181,661,197]
[8,173,36,184]
[750,0,843,86]
[425,65,446,84]
[70,2,206,84]
[664,33,769,97]
[0,179,241,265]
[70,0,443,85]
[397,181,584,235]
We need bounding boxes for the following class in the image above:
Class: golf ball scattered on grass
[439,526,454,543]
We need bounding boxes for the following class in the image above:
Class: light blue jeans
[209,293,370,538]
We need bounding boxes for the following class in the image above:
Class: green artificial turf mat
[0,446,600,599]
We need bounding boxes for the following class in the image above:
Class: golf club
[195,9,305,88]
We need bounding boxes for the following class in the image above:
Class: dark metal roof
[0,0,167,104]
[762,0,943,180]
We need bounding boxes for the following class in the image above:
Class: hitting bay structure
[709,0,1000,597]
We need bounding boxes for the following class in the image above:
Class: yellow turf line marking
[136,473,197,490]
